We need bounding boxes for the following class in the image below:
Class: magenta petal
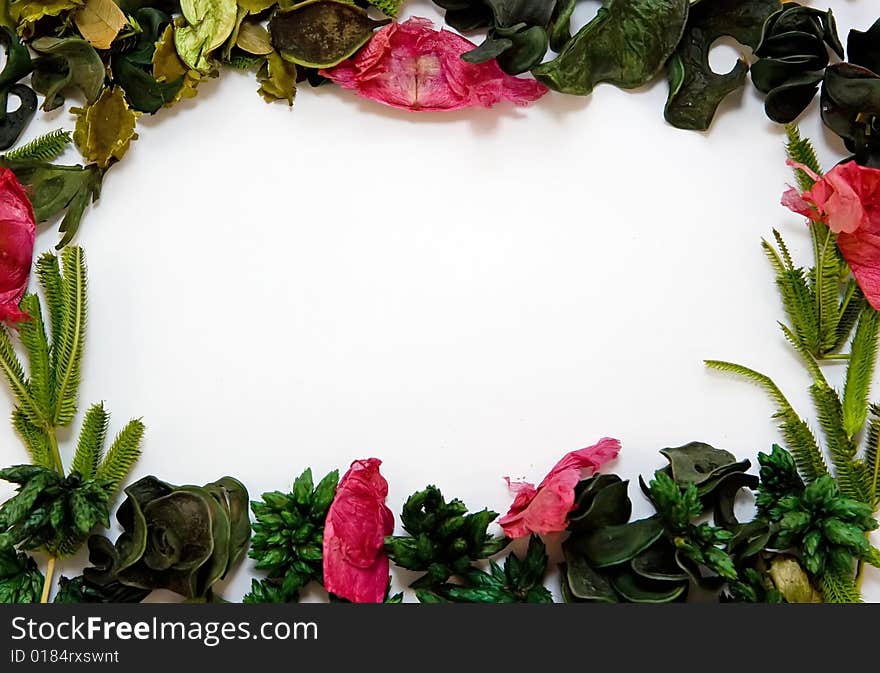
[321,17,547,111]
[322,458,394,603]
[0,169,35,324]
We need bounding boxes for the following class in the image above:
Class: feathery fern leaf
[866,406,880,506]
[35,252,65,352]
[71,403,109,480]
[3,130,72,163]
[842,308,880,439]
[833,281,865,352]
[11,410,52,469]
[705,359,828,482]
[17,294,53,419]
[821,572,863,603]
[813,228,842,355]
[95,419,145,494]
[52,247,87,427]
[0,326,45,428]
[785,124,822,190]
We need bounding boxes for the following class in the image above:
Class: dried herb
[385,485,508,589]
[30,37,105,112]
[74,0,127,50]
[532,0,689,95]
[257,51,297,105]
[244,468,338,603]
[416,535,552,603]
[0,545,42,603]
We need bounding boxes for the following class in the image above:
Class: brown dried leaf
[74,0,127,50]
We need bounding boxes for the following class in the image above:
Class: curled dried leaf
[75,0,127,50]
[237,19,272,55]
[9,0,85,37]
[72,86,138,169]
[257,51,296,105]
[268,0,388,69]
[30,36,105,111]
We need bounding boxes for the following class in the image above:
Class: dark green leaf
[610,569,686,603]
[30,37,105,112]
[660,442,738,486]
[848,19,880,76]
[569,517,664,568]
[532,0,689,95]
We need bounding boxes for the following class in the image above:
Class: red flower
[323,458,394,603]
[320,17,547,112]
[498,438,621,539]
[0,169,35,323]
[783,160,880,310]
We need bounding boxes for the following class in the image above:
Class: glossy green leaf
[497,25,548,75]
[30,37,105,112]
[568,478,631,531]
[569,516,664,568]
[532,0,689,95]
[665,0,780,131]
[848,19,880,76]
[268,0,388,69]
[660,442,737,486]
[548,0,576,52]
[562,550,618,602]
[610,569,686,603]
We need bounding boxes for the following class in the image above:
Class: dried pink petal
[322,458,394,603]
[499,438,621,539]
[321,17,547,111]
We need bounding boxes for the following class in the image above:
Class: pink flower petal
[499,438,621,538]
[0,169,35,325]
[322,458,394,603]
[321,17,547,112]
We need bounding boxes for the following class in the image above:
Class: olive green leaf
[659,442,737,486]
[0,546,43,603]
[8,0,85,37]
[30,37,105,112]
[154,23,201,105]
[268,0,389,69]
[548,0,576,52]
[237,19,272,55]
[174,0,237,72]
[257,51,297,105]
[567,517,664,568]
[95,475,251,600]
[848,19,880,77]
[74,0,127,51]
[664,0,781,131]
[532,0,689,95]
[73,86,138,169]
[0,0,11,28]
[562,555,618,602]
[237,0,275,12]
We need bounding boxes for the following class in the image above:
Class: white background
[2,0,878,602]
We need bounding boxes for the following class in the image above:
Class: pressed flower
[499,438,621,539]
[0,169,35,323]
[322,458,394,603]
[782,160,880,309]
[320,17,547,111]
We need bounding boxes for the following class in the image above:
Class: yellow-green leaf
[9,0,85,36]
[74,0,127,50]
[238,0,275,12]
[174,0,237,72]
[153,23,202,104]
[72,86,138,168]
[257,51,296,105]
[237,20,272,55]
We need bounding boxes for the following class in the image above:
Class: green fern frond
[368,0,404,16]
[777,269,819,351]
[772,229,795,271]
[821,571,862,603]
[70,402,109,480]
[17,294,53,419]
[785,124,822,190]
[865,406,880,505]
[0,326,44,428]
[705,359,828,482]
[3,129,72,163]
[96,419,145,494]
[842,308,880,439]
[52,247,87,427]
[813,228,842,355]
[833,281,865,352]
[11,409,52,468]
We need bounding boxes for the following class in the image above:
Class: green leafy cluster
[649,472,736,580]
[772,474,877,576]
[0,545,42,603]
[244,468,338,604]
[756,445,805,519]
[385,485,508,589]
[0,466,110,556]
[417,535,552,604]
